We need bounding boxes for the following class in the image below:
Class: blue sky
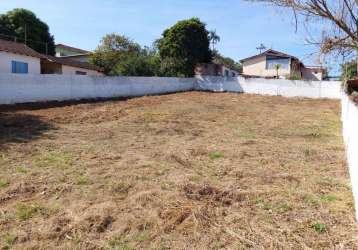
[0,0,342,75]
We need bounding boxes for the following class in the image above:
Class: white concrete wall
[0,74,195,104]
[62,65,104,76]
[0,51,41,74]
[341,93,358,221]
[196,76,342,99]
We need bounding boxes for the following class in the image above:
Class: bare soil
[0,92,357,249]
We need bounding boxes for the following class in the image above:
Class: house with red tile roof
[0,39,103,76]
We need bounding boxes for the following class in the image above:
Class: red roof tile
[0,39,46,59]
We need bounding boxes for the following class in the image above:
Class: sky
[0,0,343,75]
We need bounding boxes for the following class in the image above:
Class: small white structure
[0,39,44,74]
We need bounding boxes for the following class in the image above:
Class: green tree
[209,30,220,51]
[157,18,212,77]
[91,34,160,76]
[274,64,281,78]
[213,51,242,73]
[114,46,161,77]
[0,8,55,55]
[341,60,357,80]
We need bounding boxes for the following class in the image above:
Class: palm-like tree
[274,64,281,79]
[209,30,220,51]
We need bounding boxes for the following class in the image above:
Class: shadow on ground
[0,112,54,149]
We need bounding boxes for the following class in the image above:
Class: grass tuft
[208,152,224,159]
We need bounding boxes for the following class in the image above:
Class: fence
[341,93,358,221]
[196,76,342,99]
[0,74,343,105]
[0,74,195,104]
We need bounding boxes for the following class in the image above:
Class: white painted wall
[61,65,104,76]
[341,93,358,221]
[0,51,41,74]
[196,76,342,99]
[0,74,195,104]
[0,74,343,105]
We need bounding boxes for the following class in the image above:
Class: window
[11,61,28,74]
[224,70,229,77]
[266,56,289,70]
[75,71,87,75]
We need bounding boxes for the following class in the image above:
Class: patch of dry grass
[0,92,357,249]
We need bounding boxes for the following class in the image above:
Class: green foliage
[312,222,326,234]
[208,152,224,159]
[0,8,55,55]
[341,60,357,80]
[157,18,212,77]
[0,179,9,188]
[90,34,160,76]
[213,51,242,73]
[287,73,303,80]
[15,203,44,221]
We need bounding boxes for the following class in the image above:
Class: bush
[287,73,303,80]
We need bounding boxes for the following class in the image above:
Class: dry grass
[0,92,357,249]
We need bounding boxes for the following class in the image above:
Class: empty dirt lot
[0,92,357,249]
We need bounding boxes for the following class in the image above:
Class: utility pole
[24,23,27,45]
[45,42,48,55]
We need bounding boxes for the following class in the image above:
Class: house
[0,38,45,74]
[195,63,239,77]
[240,49,326,81]
[41,55,103,76]
[55,44,92,62]
[0,39,103,76]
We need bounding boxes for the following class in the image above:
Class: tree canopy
[0,8,55,55]
[90,34,160,76]
[213,51,242,73]
[157,18,212,77]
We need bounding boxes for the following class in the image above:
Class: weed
[16,166,28,174]
[235,128,256,139]
[16,203,44,221]
[76,175,91,185]
[208,152,224,159]
[133,230,150,242]
[4,233,17,247]
[302,194,319,206]
[277,203,293,213]
[320,194,337,202]
[35,149,75,170]
[303,148,317,157]
[312,222,326,234]
[109,237,133,250]
[255,197,272,210]
[0,179,9,188]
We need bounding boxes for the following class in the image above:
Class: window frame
[11,61,29,74]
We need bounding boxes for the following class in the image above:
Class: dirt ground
[0,91,357,249]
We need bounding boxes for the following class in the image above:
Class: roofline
[240,49,299,63]
[55,44,91,54]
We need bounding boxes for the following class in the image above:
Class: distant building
[240,49,326,81]
[195,63,239,77]
[0,39,103,76]
[41,55,103,76]
[55,44,92,63]
[0,39,45,74]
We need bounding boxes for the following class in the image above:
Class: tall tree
[247,1,358,69]
[90,34,141,75]
[209,30,221,51]
[213,51,242,73]
[90,34,160,76]
[0,8,55,55]
[157,18,212,77]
